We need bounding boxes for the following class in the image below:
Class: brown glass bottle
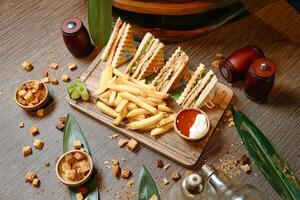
[243,58,276,102]
[61,17,94,58]
[220,46,264,83]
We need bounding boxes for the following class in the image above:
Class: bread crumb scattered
[241,164,252,174]
[73,140,82,149]
[22,146,32,157]
[76,192,84,200]
[68,63,77,71]
[121,168,130,179]
[156,160,164,168]
[36,109,45,117]
[149,194,158,200]
[127,139,138,151]
[29,126,39,136]
[112,165,120,177]
[118,138,129,147]
[19,121,24,128]
[22,61,33,72]
[45,162,50,167]
[33,139,44,150]
[228,121,235,127]
[49,62,58,69]
[50,78,58,85]
[163,178,169,185]
[112,159,119,166]
[32,178,40,187]
[126,179,135,188]
[171,171,181,182]
[62,74,70,82]
[163,163,171,170]
[25,171,36,182]
[41,77,50,83]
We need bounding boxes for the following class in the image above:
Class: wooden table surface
[0,0,299,199]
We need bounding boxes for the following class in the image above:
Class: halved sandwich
[176,63,206,105]
[125,33,164,80]
[180,69,218,108]
[152,47,190,93]
[101,17,136,68]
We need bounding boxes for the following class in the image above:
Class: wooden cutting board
[67,53,233,167]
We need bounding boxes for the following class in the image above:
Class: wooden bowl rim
[55,149,94,187]
[174,108,210,142]
[14,80,49,110]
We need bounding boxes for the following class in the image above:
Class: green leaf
[231,106,300,200]
[88,0,112,48]
[138,166,161,200]
[63,114,99,200]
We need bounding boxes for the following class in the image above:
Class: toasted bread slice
[111,23,137,68]
[137,42,165,79]
[153,47,189,93]
[106,22,127,65]
[177,63,206,105]
[182,70,215,108]
[101,17,122,61]
[192,75,217,108]
[131,38,160,79]
[125,33,154,75]
[152,47,182,89]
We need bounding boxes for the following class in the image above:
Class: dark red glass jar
[243,58,276,102]
[220,46,264,83]
[61,17,94,58]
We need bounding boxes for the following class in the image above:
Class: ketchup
[175,109,200,137]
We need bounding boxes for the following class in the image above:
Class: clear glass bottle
[201,164,269,200]
[167,173,216,200]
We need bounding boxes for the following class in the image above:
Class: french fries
[108,90,117,106]
[113,107,127,126]
[158,114,175,127]
[158,104,173,113]
[96,101,118,118]
[126,112,166,130]
[109,84,147,97]
[115,99,128,113]
[151,122,174,136]
[127,108,151,118]
[96,69,175,136]
[120,92,158,114]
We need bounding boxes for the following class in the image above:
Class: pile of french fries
[94,67,175,136]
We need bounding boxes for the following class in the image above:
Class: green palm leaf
[138,166,161,200]
[63,113,99,200]
[232,106,300,199]
[88,0,111,48]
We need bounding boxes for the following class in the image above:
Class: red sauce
[176,109,200,137]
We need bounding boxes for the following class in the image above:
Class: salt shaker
[220,46,264,83]
[61,17,94,58]
[243,58,276,102]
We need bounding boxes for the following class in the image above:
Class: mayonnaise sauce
[189,114,208,139]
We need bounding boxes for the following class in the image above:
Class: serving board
[67,53,233,167]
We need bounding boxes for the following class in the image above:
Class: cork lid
[61,17,82,34]
[250,58,276,78]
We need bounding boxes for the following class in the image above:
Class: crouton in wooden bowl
[15,80,49,111]
[56,150,93,187]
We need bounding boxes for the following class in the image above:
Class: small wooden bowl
[55,150,94,187]
[174,108,210,142]
[15,80,49,111]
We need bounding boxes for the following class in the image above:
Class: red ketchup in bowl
[176,109,200,137]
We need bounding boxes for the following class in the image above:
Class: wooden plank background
[0,0,299,199]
